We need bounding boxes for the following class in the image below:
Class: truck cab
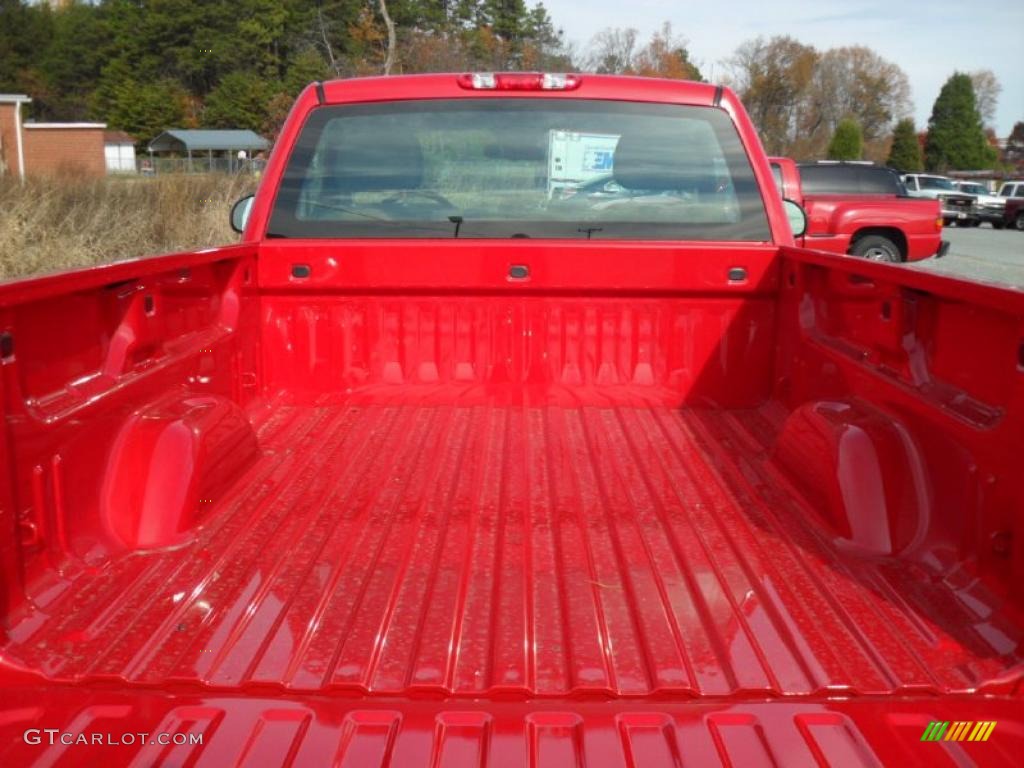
[997,180,1024,199]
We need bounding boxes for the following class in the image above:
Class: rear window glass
[797,164,902,195]
[268,99,770,241]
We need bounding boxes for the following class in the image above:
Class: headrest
[613,128,716,191]
[321,121,424,193]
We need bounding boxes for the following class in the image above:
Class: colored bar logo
[921,721,996,742]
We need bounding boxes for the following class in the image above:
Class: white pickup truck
[954,180,1007,228]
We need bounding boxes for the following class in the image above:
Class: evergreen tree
[0,0,50,92]
[34,1,111,120]
[283,48,331,96]
[202,72,278,132]
[924,72,997,171]
[886,118,923,171]
[101,77,188,141]
[827,118,862,160]
[483,0,529,42]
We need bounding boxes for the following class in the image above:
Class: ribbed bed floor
[4,392,1022,696]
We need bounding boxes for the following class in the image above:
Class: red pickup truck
[1,74,1022,767]
[770,157,947,262]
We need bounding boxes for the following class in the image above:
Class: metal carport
[147,130,270,173]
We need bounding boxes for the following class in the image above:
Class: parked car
[902,173,977,225]
[996,179,1024,198]
[953,180,1007,228]
[1,73,1022,766]
[769,158,946,262]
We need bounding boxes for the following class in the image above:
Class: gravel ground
[904,225,1024,290]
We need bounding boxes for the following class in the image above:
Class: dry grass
[0,173,258,282]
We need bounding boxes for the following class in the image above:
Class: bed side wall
[775,248,1024,603]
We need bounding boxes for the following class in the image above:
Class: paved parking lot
[905,226,1024,290]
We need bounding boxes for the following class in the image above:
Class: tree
[886,118,923,171]
[827,118,862,160]
[202,72,278,132]
[583,23,702,81]
[925,72,997,171]
[583,27,638,74]
[724,36,912,159]
[233,0,291,79]
[969,69,1001,128]
[0,0,52,94]
[0,0,568,134]
[378,0,397,74]
[726,36,817,156]
[102,77,187,142]
[631,23,703,81]
[802,47,911,143]
[345,6,389,75]
[481,0,529,44]
[283,47,331,96]
[36,1,112,120]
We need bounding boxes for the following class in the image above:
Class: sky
[541,0,1023,136]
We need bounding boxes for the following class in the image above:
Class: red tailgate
[2,687,1022,767]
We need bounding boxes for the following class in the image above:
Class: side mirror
[230,194,255,234]
[783,198,808,238]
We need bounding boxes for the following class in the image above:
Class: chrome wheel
[850,234,902,263]
[867,247,894,261]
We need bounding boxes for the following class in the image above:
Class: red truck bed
[4,393,1021,699]
[1,243,1022,767]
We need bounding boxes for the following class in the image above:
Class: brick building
[23,123,107,177]
[0,94,108,180]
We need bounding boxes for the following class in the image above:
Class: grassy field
[0,174,258,281]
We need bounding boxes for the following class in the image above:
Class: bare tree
[724,36,817,156]
[314,0,341,76]
[726,36,912,159]
[804,47,911,142]
[631,23,702,80]
[582,24,701,81]
[969,69,1001,127]
[583,27,638,74]
[378,0,397,75]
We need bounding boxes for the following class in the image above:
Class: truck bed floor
[5,391,1022,696]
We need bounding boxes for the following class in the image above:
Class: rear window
[268,99,770,241]
[797,164,903,195]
